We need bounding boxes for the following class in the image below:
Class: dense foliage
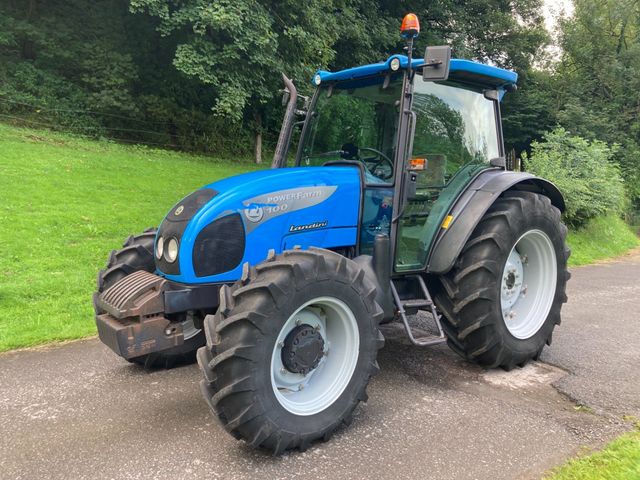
[555,0,640,206]
[524,128,626,227]
[1,0,639,214]
[503,0,640,211]
[0,0,546,161]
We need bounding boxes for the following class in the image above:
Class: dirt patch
[481,362,567,390]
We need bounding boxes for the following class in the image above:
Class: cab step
[390,275,446,347]
[401,298,433,311]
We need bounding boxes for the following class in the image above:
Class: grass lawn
[545,427,640,480]
[567,215,640,266]
[1,122,639,352]
[0,123,259,351]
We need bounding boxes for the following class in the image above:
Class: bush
[523,128,626,228]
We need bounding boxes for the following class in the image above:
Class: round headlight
[314,74,322,86]
[155,236,164,260]
[165,237,179,263]
[390,57,401,71]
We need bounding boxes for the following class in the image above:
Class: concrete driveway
[1,252,638,480]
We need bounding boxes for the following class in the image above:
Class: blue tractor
[94,14,569,453]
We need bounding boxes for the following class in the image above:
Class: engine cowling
[154,166,362,284]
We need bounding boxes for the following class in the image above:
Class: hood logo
[244,205,264,223]
[174,205,184,216]
[241,186,338,232]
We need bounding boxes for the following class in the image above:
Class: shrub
[523,128,626,228]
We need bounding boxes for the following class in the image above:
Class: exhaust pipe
[271,73,298,169]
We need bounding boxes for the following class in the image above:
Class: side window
[411,79,500,187]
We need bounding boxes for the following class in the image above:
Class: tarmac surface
[1,251,638,480]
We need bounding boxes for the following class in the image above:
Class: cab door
[394,77,503,272]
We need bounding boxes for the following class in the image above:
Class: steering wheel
[359,147,394,181]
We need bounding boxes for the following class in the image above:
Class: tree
[130,0,548,162]
[524,128,626,227]
[553,0,640,206]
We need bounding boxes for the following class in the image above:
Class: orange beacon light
[400,13,420,38]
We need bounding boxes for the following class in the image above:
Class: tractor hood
[154,166,361,284]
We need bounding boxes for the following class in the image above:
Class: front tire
[198,248,384,454]
[434,191,570,370]
[94,228,205,369]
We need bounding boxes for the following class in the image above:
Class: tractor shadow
[376,311,482,390]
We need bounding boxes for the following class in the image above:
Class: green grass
[567,215,640,266]
[0,123,259,352]
[1,122,639,351]
[545,428,640,480]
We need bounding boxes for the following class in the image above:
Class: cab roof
[314,54,518,90]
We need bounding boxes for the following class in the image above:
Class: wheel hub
[281,324,325,375]
[501,248,524,313]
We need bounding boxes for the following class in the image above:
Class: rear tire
[198,248,384,454]
[94,228,205,369]
[434,191,570,370]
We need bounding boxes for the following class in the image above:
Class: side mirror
[423,46,451,82]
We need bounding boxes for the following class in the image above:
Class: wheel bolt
[280,368,287,374]
[278,341,284,348]
[298,384,304,390]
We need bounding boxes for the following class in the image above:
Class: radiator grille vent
[193,214,245,277]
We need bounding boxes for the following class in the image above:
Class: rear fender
[427,170,564,274]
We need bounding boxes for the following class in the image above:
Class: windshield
[298,77,403,183]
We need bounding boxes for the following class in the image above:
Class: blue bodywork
[156,54,518,286]
[314,54,518,90]
[158,167,361,284]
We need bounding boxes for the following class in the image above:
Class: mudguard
[427,170,564,274]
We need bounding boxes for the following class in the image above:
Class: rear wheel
[94,228,205,369]
[198,248,384,454]
[434,191,570,369]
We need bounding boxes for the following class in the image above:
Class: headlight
[165,237,179,263]
[155,236,164,260]
[390,57,401,71]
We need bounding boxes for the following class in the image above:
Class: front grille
[193,214,245,277]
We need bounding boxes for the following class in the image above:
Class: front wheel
[198,248,384,454]
[434,191,570,370]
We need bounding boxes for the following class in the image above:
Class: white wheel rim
[500,229,557,340]
[270,296,360,416]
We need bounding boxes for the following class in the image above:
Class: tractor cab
[279,50,518,274]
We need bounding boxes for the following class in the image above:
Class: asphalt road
[1,252,638,480]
